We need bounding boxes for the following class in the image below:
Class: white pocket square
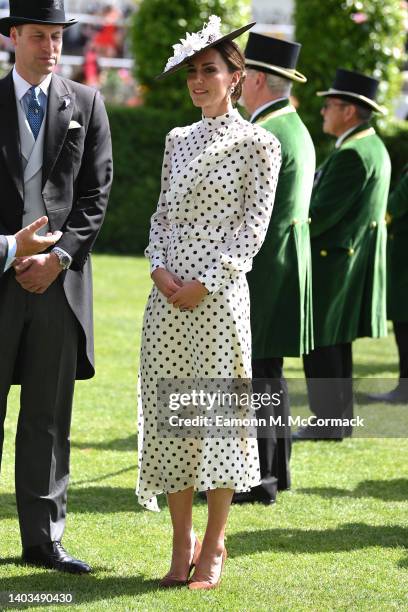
[68,120,82,129]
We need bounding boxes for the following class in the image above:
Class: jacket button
[292,218,298,225]
[348,248,355,256]
[370,221,377,228]
[320,249,328,257]
[308,218,312,224]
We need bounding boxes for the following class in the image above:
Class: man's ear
[346,104,359,122]
[257,71,267,89]
[10,26,18,46]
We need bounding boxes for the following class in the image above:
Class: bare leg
[190,488,233,584]
[164,487,196,579]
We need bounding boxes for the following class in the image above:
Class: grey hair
[265,73,292,97]
[354,104,373,121]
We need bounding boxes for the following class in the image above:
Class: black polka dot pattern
[137,109,281,511]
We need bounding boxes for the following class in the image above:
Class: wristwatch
[52,247,71,270]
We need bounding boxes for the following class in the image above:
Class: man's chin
[322,124,333,136]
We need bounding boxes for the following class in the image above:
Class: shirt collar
[12,66,52,101]
[335,123,364,149]
[250,98,288,123]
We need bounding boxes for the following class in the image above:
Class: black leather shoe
[232,490,276,505]
[232,481,277,505]
[22,541,91,574]
[363,388,408,404]
[292,425,343,442]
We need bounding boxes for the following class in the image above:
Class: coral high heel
[159,537,201,588]
[188,548,227,590]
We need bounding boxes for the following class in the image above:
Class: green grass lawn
[0,255,407,611]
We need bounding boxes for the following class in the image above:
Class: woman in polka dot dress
[137,17,281,590]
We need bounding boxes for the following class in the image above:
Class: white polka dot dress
[137,109,281,511]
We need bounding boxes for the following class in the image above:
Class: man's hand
[167,280,208,310]
[15,216,62,257]
[14,253,62,294]
[151,268,183,298]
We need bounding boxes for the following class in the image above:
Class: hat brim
[156,21,256,81]
[317,88,386,115]
[245,59,307,83]
[0,17,78,37]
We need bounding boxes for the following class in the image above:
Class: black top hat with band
[317,68,386,114]
[0,0,77,37]
[244,32,307,83]
[157,15,255,80]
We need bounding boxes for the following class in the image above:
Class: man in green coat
[235,33,315,503]
[295,69,391,440]
[367,167,408,403]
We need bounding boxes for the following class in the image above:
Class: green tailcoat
[387,166,408,322]
[247,99,316,358]
[310,123,391,347]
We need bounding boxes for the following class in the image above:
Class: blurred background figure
[366,166,408,404]
[92,5,123,58]
[298,69,391,441]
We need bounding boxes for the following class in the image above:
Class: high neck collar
[251,98,289,123]
[202,108,241,130]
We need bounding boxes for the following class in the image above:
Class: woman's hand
[167,280,209,310]
[151,268,183,298]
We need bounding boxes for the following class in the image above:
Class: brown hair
[214,39,246,104]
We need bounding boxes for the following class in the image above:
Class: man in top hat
[0,1,113,572]
[366,166,408,404]
[295,69,390,440]
[1,216,62,276]
[234,33,315,504]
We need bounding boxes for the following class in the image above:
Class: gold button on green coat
[310,122,390,346]
[386,167,408,322]
[247,99,316,357]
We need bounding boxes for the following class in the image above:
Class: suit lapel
[42,74,75,188]
[0,72,24,202]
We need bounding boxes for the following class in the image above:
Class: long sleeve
[55,91,113,270]
[144,131,174,273]
[197,133,281,294]
[310,148,366,238]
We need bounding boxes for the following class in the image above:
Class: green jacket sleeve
[388,169,408,221]
[310,148,366,238]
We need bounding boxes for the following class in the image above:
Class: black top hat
[0,0,77,37]
[157,15,255,80]
[317,68,386,114]
[244,32,307,83]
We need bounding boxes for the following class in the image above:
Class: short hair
[265,73,292,97]
[354,104,373,121]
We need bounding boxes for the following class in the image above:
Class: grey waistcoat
[16,97,49,235]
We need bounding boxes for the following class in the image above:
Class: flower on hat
[164,15,223,72]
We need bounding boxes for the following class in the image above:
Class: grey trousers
[0,272,78,547]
